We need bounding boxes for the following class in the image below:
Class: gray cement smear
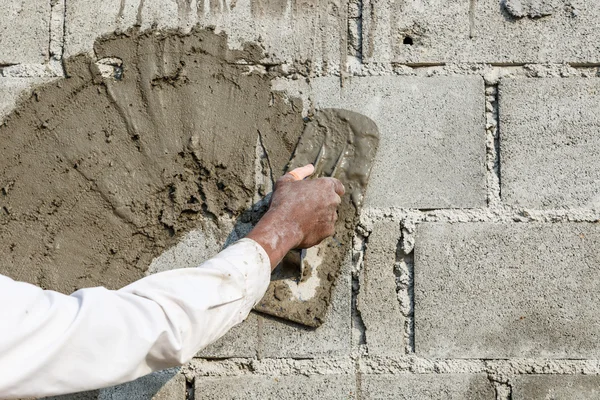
[502,0,557,19]
[0,26,304,293]
[255,109,380,327]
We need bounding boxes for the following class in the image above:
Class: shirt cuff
[227,238,271,310]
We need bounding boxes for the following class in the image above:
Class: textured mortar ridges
[184,356,600,378]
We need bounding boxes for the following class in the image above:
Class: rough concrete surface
[360,374,495,399]
[310,76,486,209]
[195,375,357,399]
[513,374,600,400]
[97,370,186,400]
[363,0,600,64]
[41,370,184,400]
[502,0,557,19]
[358,220,405,356]
[500,78,600,209]
[415,222,600,359]
[198,312,259,358]
[0,0,50,64]
[65,0,347,72]
[0,78,55,123]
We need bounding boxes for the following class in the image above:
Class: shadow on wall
[41,368,182,400]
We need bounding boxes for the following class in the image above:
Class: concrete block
[65,0,180,57]
[42,370,185,400]
[0,78,53,124]
[98,369,185,400]
[415,222,600,358]
[363,0,600,64]
[0,0,50,64]
[198,311,259,358]
[499,78,600,209]
[513,375,600,400]
[258,252,352,358]
[43,391,99,400]
[65,0,346,71]
[358,220,405,356]
[310,76,486,209]
[361,374,495,399]
[197,0,347,71]
[195,375,357,399]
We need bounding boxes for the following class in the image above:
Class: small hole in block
[403,36,414,45]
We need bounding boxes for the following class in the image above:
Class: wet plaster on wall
[0,26,304,293]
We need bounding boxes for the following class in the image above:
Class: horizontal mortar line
[362,208,600,217]
[187,357,600,376]
[190,356,600,364]
[569,62,600,68]
[390,62,447,68]
[487,62,529,67]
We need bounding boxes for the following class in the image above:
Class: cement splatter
[0,26,303,293]
[502,0,556,18]
[255,109,380,327]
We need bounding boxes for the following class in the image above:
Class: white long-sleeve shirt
[0,238,271,399]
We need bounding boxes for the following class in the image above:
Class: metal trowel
[254,108,380,328]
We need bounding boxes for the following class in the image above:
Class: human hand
[246,164,345,269]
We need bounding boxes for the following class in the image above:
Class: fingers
[323,177,345,196]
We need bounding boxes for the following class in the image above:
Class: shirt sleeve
[0,238,271,399]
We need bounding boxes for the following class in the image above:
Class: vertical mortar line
[355,367,363,400]
[352,227,368,349]
[393,221,415,354]
[356,0,364,63]
[47,0,67,75]
[256,313,264,360]
[47,0,53,63]
[339,0,349,87]
[406,251,415,353]
[185,376,196,400]
[358,0,363,63]
[468,0,477,39]
[485,80,501,207]
[490,379,512,400]
[60,0,67,75]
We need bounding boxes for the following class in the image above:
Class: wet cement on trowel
[255,109,380,327]
[0,27,303,292]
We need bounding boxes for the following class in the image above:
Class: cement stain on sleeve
[0,26,303,293]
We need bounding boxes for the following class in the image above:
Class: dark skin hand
[246,164,345,270]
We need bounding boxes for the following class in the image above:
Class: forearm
[246,210,302,270]
[0,239,270,399]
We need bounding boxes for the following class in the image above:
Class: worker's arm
[0,239,270,399]
[0,165,344,399]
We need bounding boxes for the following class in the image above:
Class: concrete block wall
[2,0,600,399]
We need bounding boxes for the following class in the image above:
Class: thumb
[279,164,315,183]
